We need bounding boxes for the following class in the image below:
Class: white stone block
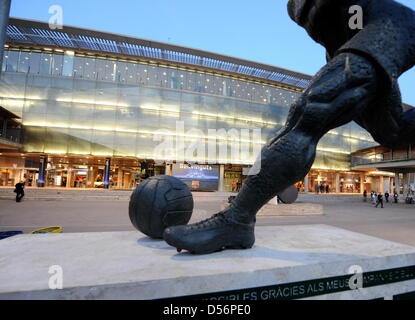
[0,225,414,300]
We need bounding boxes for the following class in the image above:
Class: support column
[165,164,172,176]
[123,172,132,189]
[66,170,73,188]
[218,165,225,192]
[395,172,401,194]
[360,174,365,194]
[335,174,340,193]
[0,0,11,76]
[104,158,111,189]
[87,166,94,188]
[403,173,409,196]
[304,174,309,193]
[117,168,123,189]
[13,169,20,186]
[2,119,7,137]
[394,174,397,193]
[379,176,384,193]
[37,155,46,187]
[387,177,392,194]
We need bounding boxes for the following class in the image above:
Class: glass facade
[1,48,376,172]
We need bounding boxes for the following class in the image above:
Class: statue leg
[354,80,415,149]
[164,52,378,254]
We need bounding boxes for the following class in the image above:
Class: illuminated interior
[0,48,377,169]
[0,18,388,191]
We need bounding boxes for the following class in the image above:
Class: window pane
[73,56,85,78]
[5,50,19,72]
[51,54,63,76]
[83,58,96,80]
[39,53,52,75]
[18,51,31,73]
[96,59,107,81]
[28,52,41,74]
[62,51,74,77]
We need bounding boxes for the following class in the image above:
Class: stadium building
[351,143,415,197]
[0,18,408,192]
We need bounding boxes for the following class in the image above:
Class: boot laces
[190,212,230,230]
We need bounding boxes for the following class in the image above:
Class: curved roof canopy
[6,17,312,89]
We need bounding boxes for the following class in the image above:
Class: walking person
[231,181,237,192]
[363,190,367,202]
[376,193,384,208]
[385,191,390,203]
[14,181,25,203]
[237,180,242,192]
[371,192,377,206]
[394,191,399,203]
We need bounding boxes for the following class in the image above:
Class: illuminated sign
[172,163,219,191]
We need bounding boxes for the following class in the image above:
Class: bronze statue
[163,0,415,254]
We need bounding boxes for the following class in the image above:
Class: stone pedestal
[221,201,324,216]
[1,225,415,300]
[258,202,324,216]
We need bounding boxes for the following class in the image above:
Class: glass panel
[113,132,137,157]
[45,100,72,126]
[28,52,41,74]
[18,51,31,73]
[104,60,116,82]
[5,50,19,72]
[44,127,69,154]
[91,130,115,156]
[95,59,107,81]
[69,105,93,129]
[117,61,127,83]
[67,129,92,155]
[73,56,85,78]
[93,105,116,131]
[62,51,74,77]
[0,48,378,162]
[116,106,139,132]
[39,53,52,75]
[83,57,96,80]
[125,63,138,84]
[23,126,46,153]
[51,54,63,76]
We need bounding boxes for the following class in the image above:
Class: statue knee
[342,53,378,83]
[308,53,377,102]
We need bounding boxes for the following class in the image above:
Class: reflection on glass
[0,48,377,166]
[62,51,74,77]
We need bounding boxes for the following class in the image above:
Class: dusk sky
[9,0,415,105]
